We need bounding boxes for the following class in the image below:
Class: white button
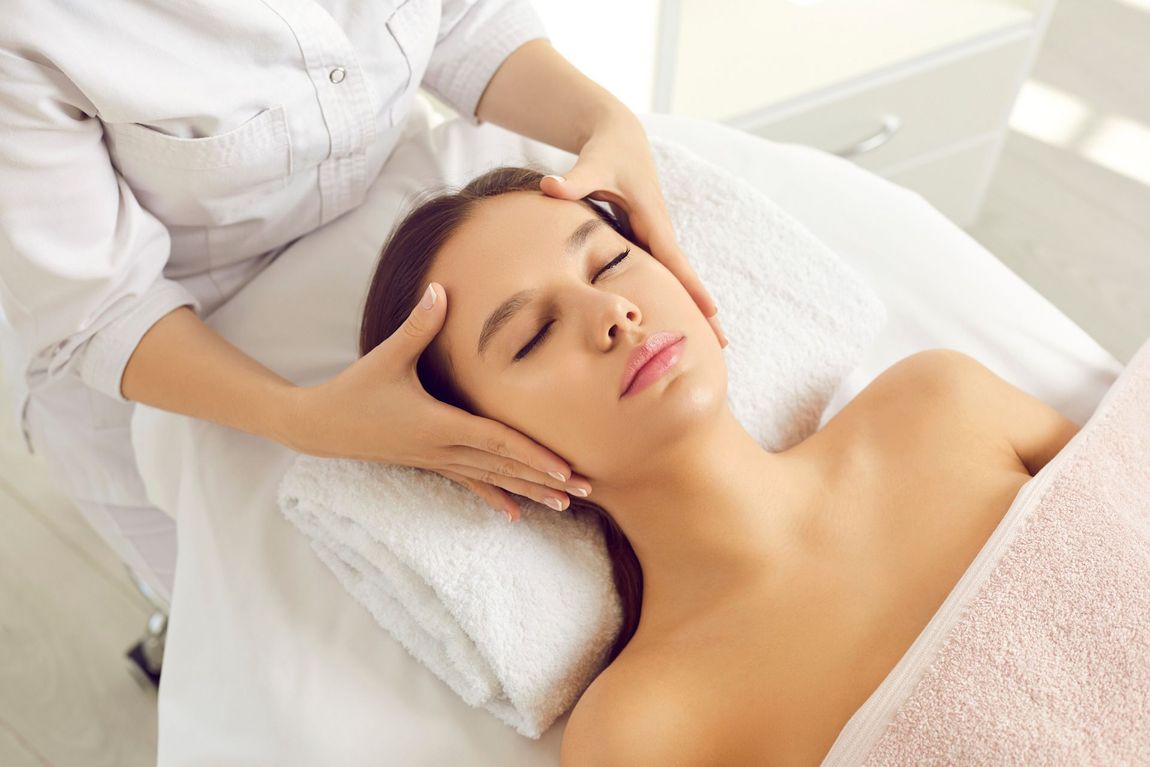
[329,67,346,84]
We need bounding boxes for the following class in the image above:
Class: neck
[589,406,828,637]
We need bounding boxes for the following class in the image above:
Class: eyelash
[513,247,632,361]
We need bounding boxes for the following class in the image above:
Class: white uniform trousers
[25,374,176,606]
[18,250,289,607]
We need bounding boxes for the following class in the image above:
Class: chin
[615,366,726,441]
[622,353,726,405]
[570,372,725,482]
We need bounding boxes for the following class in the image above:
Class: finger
[653,234,718,318]
[540,162,613,202]
[444,463,571,513]
[540,172,576,199]
[455,414,573,481]
[625,196,718,317]
[444,444,593,496]
[649,234,722,335]
[435,468,521,522]
[708,314,729,349]
[376,280,447,365]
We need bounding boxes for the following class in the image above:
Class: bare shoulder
[877,348,1080,475]
[872,348,997,401]
[560,658,714,767]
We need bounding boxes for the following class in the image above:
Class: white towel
[276,135,888,738]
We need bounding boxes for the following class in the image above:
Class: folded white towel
[276,134,888,738]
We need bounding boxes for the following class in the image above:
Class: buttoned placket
[259,0,379,227]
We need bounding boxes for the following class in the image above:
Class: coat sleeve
[0,47,201,404]
[421,0,550,126]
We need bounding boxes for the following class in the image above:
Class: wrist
[581,100,639,148]
[269,382,311,451]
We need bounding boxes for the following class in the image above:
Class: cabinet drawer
[742,33,1031,171]
[881,132,1003,228]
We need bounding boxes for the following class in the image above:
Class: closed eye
[513,247,632,361]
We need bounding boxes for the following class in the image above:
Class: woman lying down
[359,166,1150,765]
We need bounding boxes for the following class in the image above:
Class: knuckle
[497,460,517,478]
[401,319,423,341]
[485,436,510,457]
[479,470,498,487]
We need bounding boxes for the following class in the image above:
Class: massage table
[133,93,1124,765]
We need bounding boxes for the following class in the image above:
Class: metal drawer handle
[832,114,903,159]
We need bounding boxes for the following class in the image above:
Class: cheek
[486,385,607,464]
[472,387,565,444]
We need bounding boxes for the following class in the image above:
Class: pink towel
[823,334,1150,765]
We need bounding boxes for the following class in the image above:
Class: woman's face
[424,190,728,482]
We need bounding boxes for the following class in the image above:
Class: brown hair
[358,165,643,665]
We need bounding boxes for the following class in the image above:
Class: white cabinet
[738,34,1032,172]
[425,0,1059,228]
[677,0,1060,229]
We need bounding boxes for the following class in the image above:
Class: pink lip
[620,331,686,398]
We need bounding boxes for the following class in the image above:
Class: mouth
[620,331,687,398]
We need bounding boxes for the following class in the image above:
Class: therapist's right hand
[285,282,592,523]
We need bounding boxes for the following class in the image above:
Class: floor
[965,0,1150,365]
[0,0,1146,764]
[0,389,160,767]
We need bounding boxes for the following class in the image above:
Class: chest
[63,0,438,265]
[667,422,1033,764]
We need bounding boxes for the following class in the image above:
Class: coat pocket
[102,105,293,227]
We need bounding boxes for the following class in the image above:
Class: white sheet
[135,95,1124,766]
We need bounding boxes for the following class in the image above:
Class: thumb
[389,281,446,361]
[541,164,608,202]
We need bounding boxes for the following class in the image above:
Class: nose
[602,296,641,349]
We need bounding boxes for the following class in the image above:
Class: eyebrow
[476,217,607,358]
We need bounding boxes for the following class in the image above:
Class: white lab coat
[0,0,549,603]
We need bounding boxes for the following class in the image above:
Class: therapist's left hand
[539,111,728,348]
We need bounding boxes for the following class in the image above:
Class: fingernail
[421,283,437,310]
[569,487,589,497]
[544,174,565,184]
[504,510,514,523]
[544,497,564,511]
[548,470,567,482]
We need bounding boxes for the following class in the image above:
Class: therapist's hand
[285,282,591,523]
[539,110,729,348]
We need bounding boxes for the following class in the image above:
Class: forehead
[425,192,606,364]
[456,191,590,258]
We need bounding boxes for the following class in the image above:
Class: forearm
[474,38,636,154]
[120,305,297,446]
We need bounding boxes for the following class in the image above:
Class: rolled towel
[276,134,888,738]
